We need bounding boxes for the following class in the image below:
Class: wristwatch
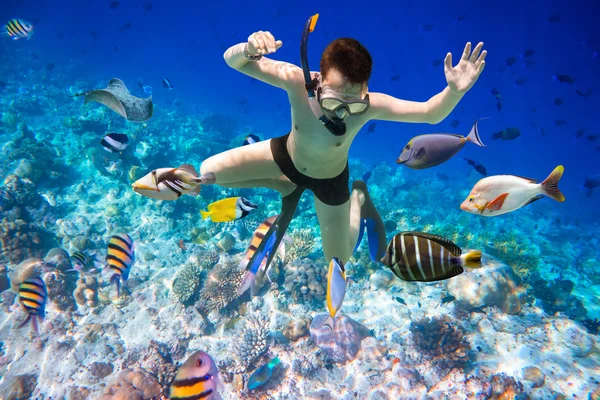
[244,43,263,61]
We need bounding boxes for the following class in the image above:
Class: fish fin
[513,175,538,183]
[524,194,544,206]
[460,250,482,268]
[188,184,201,196]
[486,193,509,211]
[200,210,211,220]
[268,356,281,368]
[364,218,381,262]
[463,158,474,165]
[178,163,199,177]
[18,314,32,329]
[353,218,366,255]
[199,172,216,185]
[541,165,566,202]
[466,119,486,147]
[110,274,121,298]
[414,147,426,160]
[352,180,387,261]
[31,316,39,335]
[84,90,127,119]
[237,269,256,296]
[403,232,462,257]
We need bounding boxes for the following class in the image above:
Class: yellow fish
[200,197,257,223]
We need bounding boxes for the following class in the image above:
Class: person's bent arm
[224,31,303,91]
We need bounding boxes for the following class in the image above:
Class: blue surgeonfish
[324,257,347,330]
[170,350,223,400]
[106,233,135,298]
[248,357,281,390]
[18,276,47,334]
[200,197,257,222]
[397,119,486,169]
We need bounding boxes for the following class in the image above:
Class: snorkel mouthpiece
[301,13,347,136]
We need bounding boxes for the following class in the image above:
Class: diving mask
[317,86,370,116]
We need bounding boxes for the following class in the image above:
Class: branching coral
[488,373,525,399]
[284,228,317,264]
[198,260,245,314]
[409,315,472,370]
[172,263,203,306]
[231,313,270,373]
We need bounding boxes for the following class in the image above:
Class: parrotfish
[397,119,486,169]
[460,165,565,217]
[381,232,482,282]
[132,164,214,201]
[238,216,285,297]
[200,197,257,223]
[170,350,223,400]
[18,276,47,334]
[106,233,135,298]
[248,357,281,391]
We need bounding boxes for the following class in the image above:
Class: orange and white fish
[170,350,223,400]
[460,165,565,217]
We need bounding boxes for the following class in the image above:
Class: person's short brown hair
[320,38,372,85]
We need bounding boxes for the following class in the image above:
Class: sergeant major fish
[460,165,565,216]
[200,197,257,222]
[381,232,482,282]
[3,19,34,40]
[132,164,214,200]
[106,233,135,298]
[18,276,47,334]
[170,350,223,400]
[397,119,486,169]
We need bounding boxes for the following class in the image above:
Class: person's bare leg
[314,188,364,263]
[200,140,282,184]
[220,176,297,197]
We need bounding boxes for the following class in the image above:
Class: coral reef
[282,258,326,304]
[97,367,161,400]
[310,313,371,364]
[488,373,526,399]
[45,270,77,311]
[409,315,472,370]
[231,313,270,373]
[172,263,203,306]
[447,254,526,314]
[521,366,545,388]
[0,374,38,400]
[284,228,317,263]
[74,276,99,308]
[8,258,43,292]
[198,259,245,314]
[89,362,114,379]
[282,314,312,342]
[530,275,587,319]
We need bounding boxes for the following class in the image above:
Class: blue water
[1,0,599,398]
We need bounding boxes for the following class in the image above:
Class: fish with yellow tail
[322,257,347,331]
[381,232,482,282]
[460,165,565,216]
[106,233,135,298]
[132,164,215,201]
[200,197,257,223]
[238,216,286,297]
[18,276,47,334]
[170,350,223,400]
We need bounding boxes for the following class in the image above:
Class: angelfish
[170,350,223,400]
[397,119,486,169]
[460,165,565,216]
[132,164,214,200]
[325,257,347,328]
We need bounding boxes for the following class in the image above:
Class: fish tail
[18,314,32,329]
[237,270,256,296]
[460,250,483,268]
[110,274,121,298]
[31,316,39,335]
[541,165,566,202]
[200,210,211,220]
[466,119,486,147]
[199,172,216,185]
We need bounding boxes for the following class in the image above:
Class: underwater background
[0,0,599,399]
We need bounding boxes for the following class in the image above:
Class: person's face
[320,68,368,119]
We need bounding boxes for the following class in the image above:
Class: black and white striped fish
[381,232,482,282]
[3,19,34,41]
[101,133,129,153]
[132,164,215,201]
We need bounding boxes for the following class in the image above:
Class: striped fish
[238,216,285,297]
[200,197,257,222]
[132,164,211,201]
[69,251,99,273]
[170,350,223,400]
[18,276,47,334]
[106,233,135,298]
[381,232,482,282]
[3,19,34,41]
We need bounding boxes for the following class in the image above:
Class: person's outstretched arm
[369,42,487,124]
[224,30,303,91]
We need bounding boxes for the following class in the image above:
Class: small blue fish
[248,357,281,390]
[243,134,260,146]
[3,19,34,41]
[138,82,152,94]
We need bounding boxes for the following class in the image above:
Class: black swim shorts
[270,133,350,206]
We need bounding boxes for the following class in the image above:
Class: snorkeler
[199,14,487,274]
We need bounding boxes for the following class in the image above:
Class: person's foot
[352,180,387,262]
